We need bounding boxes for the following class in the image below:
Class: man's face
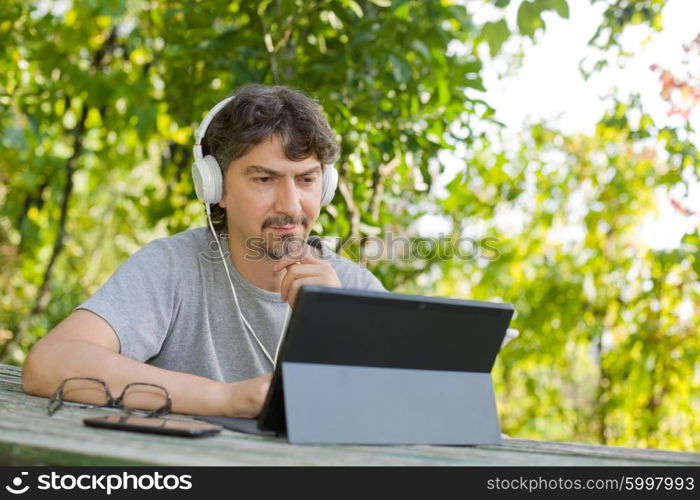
[219,134,324,260]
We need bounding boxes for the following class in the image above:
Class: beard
[263,233,307,260]
[258,213,310,260]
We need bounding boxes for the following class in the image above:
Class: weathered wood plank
[1,363,698,466]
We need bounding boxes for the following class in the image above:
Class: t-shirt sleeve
[330,256,388,292]
[317,242,388,293]
[74,240,180,362]
[357,267,388,292]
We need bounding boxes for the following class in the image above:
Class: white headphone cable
[273,305,291,368]
[205,204,289,368]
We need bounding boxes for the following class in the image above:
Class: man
[22,84,386,418]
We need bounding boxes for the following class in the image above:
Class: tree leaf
[481,19,510,57]
[544,0,569,19]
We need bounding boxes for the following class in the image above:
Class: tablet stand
[281,362,502,445]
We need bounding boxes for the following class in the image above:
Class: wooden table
[0,364,698,466]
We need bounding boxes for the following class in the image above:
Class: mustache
[262,214,309,229]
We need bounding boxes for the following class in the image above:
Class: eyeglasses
[48,377,172,418]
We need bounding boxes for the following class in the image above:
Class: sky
[420,0,700,249]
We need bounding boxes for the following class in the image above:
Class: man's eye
[300,177,316,183]
[255,177,272,183]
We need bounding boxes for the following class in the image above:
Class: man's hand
[272,244,342,307]
[221,374,272,418]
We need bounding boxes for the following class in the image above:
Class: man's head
[201,84,340,260]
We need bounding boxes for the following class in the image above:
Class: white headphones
[191,95,339,206]
[192,94,338,368]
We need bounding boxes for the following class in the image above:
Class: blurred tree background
[0,0,697,451]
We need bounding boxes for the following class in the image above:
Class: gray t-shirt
[76,227,386,382]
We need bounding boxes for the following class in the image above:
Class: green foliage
[480,0,570,56]
[589,0,665,50]
[0,0,491,358]
[582,0,666,78]
[429,92,700,450]
[515,0,570,38]
[0,0,697,452]
[481,20,511,57]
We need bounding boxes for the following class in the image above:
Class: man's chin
[262,231,308,260]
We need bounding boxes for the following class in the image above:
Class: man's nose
[274,179,303,218]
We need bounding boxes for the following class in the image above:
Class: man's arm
[22,309,270,418]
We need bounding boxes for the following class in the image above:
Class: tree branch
[16,176,50,253]
[369,154,400,221]
[335,164,361,254]
[247,4,280,84]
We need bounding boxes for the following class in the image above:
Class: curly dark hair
[200,83,340,234]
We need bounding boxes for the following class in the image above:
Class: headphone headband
[193,95,235,162]
[194,95,235,146]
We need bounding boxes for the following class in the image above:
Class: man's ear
[218,174,226,208]
[218,166,230,208]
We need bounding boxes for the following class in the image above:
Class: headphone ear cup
[192,155,223,204]
[320,164,338,206]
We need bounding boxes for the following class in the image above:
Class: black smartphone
[83,415,222,437]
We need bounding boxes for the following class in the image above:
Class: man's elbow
[21,338,54,397]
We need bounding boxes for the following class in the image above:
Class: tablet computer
[257,285,514,435]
